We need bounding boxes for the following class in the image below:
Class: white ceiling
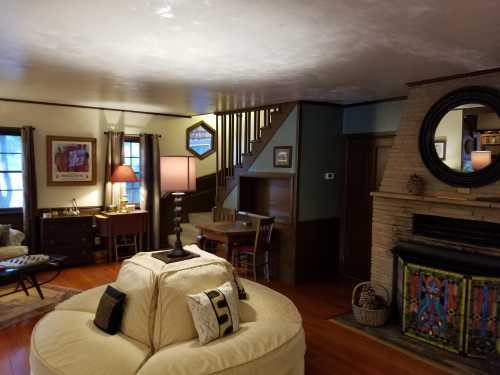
[1,0,500,116]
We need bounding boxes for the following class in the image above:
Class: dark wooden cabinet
[40,216,93,265]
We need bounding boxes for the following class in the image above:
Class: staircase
[167,211,213,247]
[215,102,296,204]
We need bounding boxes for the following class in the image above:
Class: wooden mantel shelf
[371,191,500,209]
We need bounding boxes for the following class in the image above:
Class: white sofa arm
[56,284,108,314]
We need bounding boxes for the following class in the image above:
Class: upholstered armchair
[0,228,28,261]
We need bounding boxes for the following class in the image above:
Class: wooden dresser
[40,216,94,265]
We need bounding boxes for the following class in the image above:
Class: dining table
[195,221,257,262]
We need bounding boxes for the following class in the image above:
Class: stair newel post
[230,113,234,177]
[237,113,242,166]
[245,111,249,155]
[222,114,226,188]
[235,113,239,167]
[215,114,219,199]
[254,109,259,143]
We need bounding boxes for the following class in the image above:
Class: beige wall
[0,100,215,208]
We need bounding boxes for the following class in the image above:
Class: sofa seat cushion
[30,310,150,375]
[137,321,305,375]
[0,245,28,261]
[239,279,302,324]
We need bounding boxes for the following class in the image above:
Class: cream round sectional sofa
[30,245,306,375]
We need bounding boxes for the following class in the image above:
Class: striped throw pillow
[186,281,240,345]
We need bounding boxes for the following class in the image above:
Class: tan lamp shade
[160,156,196,194]
[471,151,492,171]
[110,165,138,183]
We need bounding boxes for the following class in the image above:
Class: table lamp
[471,150,492,171]
[111,164,138,212]
[160,156,196,257]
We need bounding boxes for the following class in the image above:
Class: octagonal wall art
[186,121,216,159]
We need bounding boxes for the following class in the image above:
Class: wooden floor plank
[0,262,451,375]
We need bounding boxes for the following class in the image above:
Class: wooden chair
[233,217,274,281]
[198,207,237,253]
[212,207,236,222]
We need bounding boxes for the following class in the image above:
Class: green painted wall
[298,103,344,222]
[343,100,404,134]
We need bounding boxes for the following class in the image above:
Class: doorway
[342,133,394,280]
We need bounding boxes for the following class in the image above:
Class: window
[123,139,141,205]
[0,132,23,209]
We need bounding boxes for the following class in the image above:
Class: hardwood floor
[0,263,451,375]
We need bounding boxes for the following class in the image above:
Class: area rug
[329,314,489,375]
[0,284,80,331]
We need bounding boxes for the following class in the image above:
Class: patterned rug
[329,313,489,375]
[0,284,80,330]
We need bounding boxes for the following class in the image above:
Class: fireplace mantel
[371,191,500,209]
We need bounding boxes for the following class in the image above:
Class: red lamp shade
[110,165,138,183]
[160,156,196,194]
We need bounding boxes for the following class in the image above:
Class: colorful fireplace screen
[401,261,500,357]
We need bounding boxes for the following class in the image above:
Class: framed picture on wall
[47,136,97,185]
[434,139,447,160]
[273,146,292,168]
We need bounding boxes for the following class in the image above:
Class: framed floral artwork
[47,136,97,185]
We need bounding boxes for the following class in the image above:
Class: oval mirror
[420,86,500,187]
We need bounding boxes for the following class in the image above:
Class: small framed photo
[273,146,293,168]
[47,136,97,186]
[434,139,447,160]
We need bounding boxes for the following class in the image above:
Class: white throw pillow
[186,281,240,345]
[9,229,25,246]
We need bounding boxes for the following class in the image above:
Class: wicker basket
[352,282,391,327]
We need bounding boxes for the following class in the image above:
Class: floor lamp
[160,156,197,257]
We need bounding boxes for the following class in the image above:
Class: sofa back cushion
[114,255,165,347]
[153,256,234,350]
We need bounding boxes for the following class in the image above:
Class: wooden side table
[95,210,149,262]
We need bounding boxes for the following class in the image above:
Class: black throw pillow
[94,285,126,335]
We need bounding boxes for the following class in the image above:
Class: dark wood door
[342,134,394,280]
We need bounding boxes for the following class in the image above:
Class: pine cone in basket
[358,285,377,307]
[362,295,387,310]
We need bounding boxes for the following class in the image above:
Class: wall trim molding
[344,96,408,108]
[0,97,192,118]
[406,67,500,87]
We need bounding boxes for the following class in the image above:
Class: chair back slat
[212,207,236,222]
[254,217,274,254]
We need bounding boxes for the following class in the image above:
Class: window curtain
[21,126,38,251]
[103,131,124,208]
[140,134,161,250]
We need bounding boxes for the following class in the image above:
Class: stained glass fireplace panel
[465,277,500,358]
[402,263,467,353]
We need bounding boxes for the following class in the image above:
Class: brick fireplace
[371,70,500,293]
[370,71,500,358]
